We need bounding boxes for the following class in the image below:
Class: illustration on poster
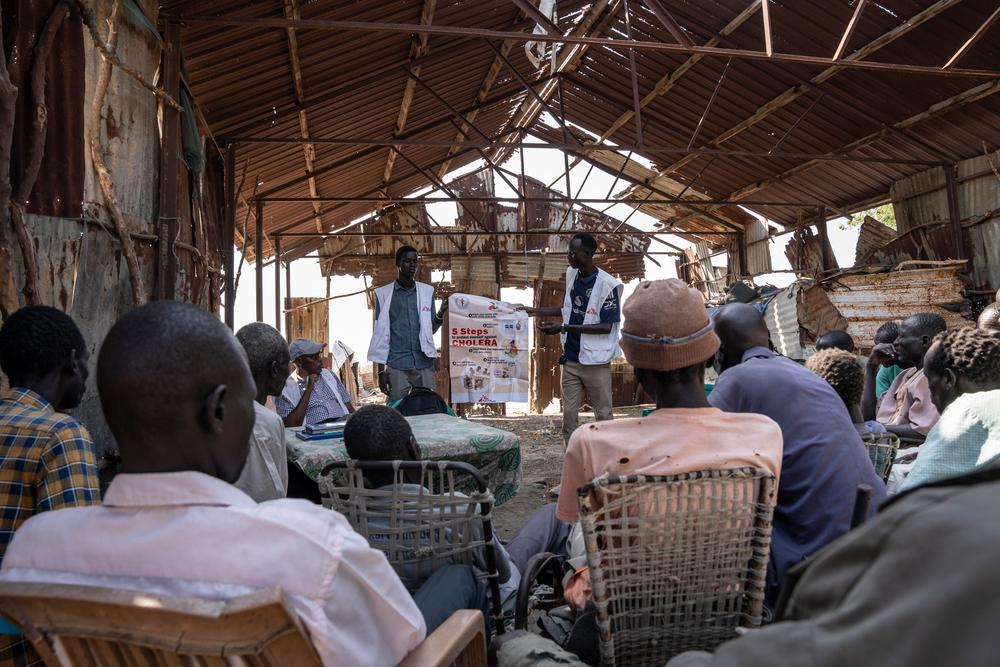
[448,293,529,404]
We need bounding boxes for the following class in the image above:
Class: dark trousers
[505,503,572,575]
[412,564,491,634]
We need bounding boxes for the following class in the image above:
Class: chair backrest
[322,459,505,634]
[391,386,453,417]
[0,582,322,667]
[862,432,900,483]
[578,467,776,667]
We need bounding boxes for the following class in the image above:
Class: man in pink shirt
[507,280,782,583]
[0,302,455,666]
[864,313,946,443]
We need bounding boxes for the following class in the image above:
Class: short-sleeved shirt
[709,347,887,603]
[276,369,352,425]
[555,407,783,523]
[875,364,903,400]
[376,282,440,371]
[560,272,622,364]
[0,388,101,563]
[898,389,1000,493]
[876,367,940,436]
[234,401,288,502]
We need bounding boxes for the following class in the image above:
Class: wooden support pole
[285,260,292,334]
[224,143,237,328]
[256,201,264,321]
[155,21,182,301]
[737,231,748,277]
[274,236,282,332]
[816,206,832,271]
[945,165,966,260]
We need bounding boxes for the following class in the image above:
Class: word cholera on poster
[448,294,529,403]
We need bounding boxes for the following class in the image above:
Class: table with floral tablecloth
[286,413,522,505]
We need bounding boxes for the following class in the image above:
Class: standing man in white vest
[522,233,623,446]
[368,245,448,402]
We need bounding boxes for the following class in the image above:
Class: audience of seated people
[0,302,476,666]
[863,313,946,442]
[897,328,1000,492]
[805,348,885,438]
[505,280,783,615]
[342,404,517,622]
[814,330,855,353]
[872,321,903,401]
[709,303,886,605]
[277,338,356,427]
[2,289,996,666]
[0,306,101,664]
[232,322,291,502]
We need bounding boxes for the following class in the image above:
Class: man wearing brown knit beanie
[505,280,783,595]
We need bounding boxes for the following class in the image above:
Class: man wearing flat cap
[276,338,356,427]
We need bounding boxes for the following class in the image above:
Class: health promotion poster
[448,293,529,404]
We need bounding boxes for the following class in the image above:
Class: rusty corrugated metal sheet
[745,217,772,275]
[820,265,971,350]
[854,216,897,265]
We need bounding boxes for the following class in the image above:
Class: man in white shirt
[277,338,356,427]
[233,322,291,502]
[0,301,426,666]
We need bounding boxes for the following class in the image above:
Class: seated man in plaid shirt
[0,305,101,665]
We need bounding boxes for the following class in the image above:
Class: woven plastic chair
[862,432,900,483]
[578,467,776,667]
[321,459,505,635]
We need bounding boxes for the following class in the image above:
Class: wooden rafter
[491,0,622,166]
[727,79,1000,202]
[943,6,1000,69]
[381,0,437,192]
[563,0,762,173]
[641,0,693,47]
[760,0,772,57]
[282,0,320,241]
[620,0,964,196]
[509,0,560,35]
[832,0,867,61]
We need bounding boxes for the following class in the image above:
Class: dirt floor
[472,405,648,540]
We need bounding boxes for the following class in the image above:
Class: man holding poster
[521,233,623,446]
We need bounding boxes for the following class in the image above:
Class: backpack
[390,386,455,417]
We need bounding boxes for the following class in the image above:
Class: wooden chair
[578,467,776,667]
[0,582,486,667]
[862,432,901,483]
[321,459,506,635]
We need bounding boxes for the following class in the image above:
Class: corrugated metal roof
[160,0,1000,264]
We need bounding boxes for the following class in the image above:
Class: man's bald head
[97,302,257,483]
[713,303,771,371]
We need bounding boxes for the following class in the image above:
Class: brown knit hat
[620,278,720,372]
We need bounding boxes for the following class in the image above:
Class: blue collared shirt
[375,282,441,371]
[709,346,887,604]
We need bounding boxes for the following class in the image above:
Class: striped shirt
[276,369,352,425]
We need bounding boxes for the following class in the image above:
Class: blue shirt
[560,272,621,364]
[376,282,441,371]
[898,389,1000,493]
[709,347,887,604]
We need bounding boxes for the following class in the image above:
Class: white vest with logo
[561,266,623,365]
[367,281,438,364]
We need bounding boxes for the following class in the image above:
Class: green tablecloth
[286,413,522,505]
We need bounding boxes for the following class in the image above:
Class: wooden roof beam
[381,0,437,192]
[622,0,965,195]
[832,0,867,61]
[281,0,322,240]
[727,78,1000,202]
[509,0,561,36]
[943,6,1000,69]
[641,0,694,47]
